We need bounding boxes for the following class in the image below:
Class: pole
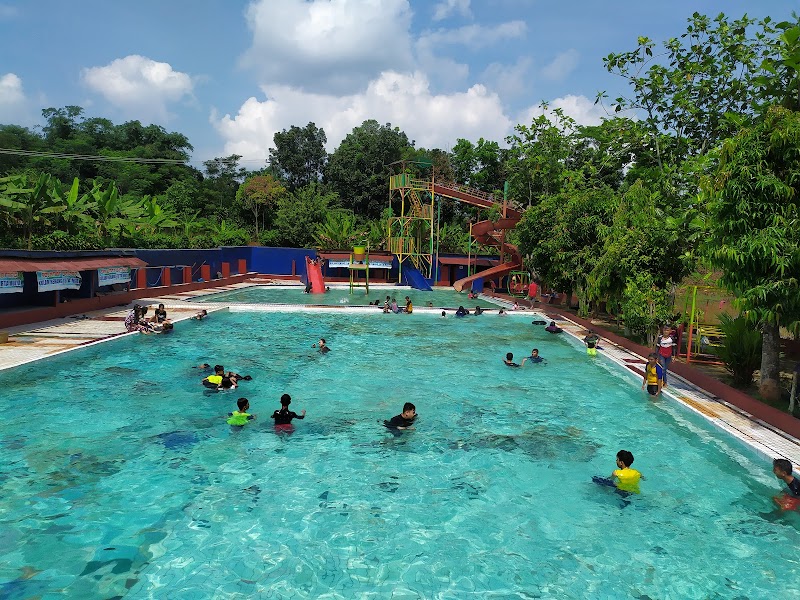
[468,221,473,277]
[434,187,441,285]
[686,286,698,364]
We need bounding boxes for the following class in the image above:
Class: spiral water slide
[432,182,523,292]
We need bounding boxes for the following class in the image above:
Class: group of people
[124,303,173,334]
[373,295,413,314]
[503,348,546,368]
[200,364,253,391]
[641,325,679,397]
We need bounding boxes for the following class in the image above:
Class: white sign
[37,270,82,292]
[0,271,23,294]
[98,266,131,286]
[327,260,393,269]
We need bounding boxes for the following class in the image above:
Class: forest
[1,12,799,400]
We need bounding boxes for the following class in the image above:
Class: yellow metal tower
[387,172,435,282]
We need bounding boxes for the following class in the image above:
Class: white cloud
[480,57,532,99]
[212,71,512,162]
[432,0,471,21]
[518,94,607,127]
[0,73,34,125]
[81,55,194,122]
[419,21,527,49]
[540,49,580,82]
[241,0,414,94]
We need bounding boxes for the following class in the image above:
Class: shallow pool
[1,310,797,598]
[193,285,504,309]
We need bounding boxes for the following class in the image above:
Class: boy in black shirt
[271,394,306,429]
[384,402,416,430]
[773,458,800,510]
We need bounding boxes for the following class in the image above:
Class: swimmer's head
[402,402,416,418]
[774,458,793,477]
[214,364,224,374]
[201,310,207,316]
[318,338,326,347]
[220,377,235,389]
[237,397,249,411]
[531,349,539,356]
[499,309,505,314]
[441,311,446,317]
[506,352,514,361]
[280,393,292,406]
[616,450,634,468]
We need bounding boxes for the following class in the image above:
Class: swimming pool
[1,310,797,598]
[193,285,504,308]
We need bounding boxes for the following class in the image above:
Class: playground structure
[680,285,734,365]
[349,246,370,295]
[388,168,523,291]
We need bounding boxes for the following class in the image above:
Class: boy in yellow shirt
[593,450,643,498]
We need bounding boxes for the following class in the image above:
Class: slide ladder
[304,256,326,294]
[433,182,523,292]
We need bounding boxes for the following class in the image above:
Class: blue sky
[0,0,792,167]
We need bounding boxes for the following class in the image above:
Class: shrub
[715,313,762,387]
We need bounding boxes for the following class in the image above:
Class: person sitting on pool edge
[152,303,168,324]
[272,394,306,430]
[227,397,255,427]
[592,450,642,496]
[521,349,545,366]
[772,458,800,510]
[545,321,562,334]
[404,296,413,314]
[641,353,664,397]
[312,338,330,353]
[384,402,416,430]
[503,352,520,368]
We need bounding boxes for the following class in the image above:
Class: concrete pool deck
[1,286,799,470]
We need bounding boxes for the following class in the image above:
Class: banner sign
[0,271,23,294]
[98,266,131,286]
[327,260,393,269]
[37,270,82,292]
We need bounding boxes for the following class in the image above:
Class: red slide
[305,257,326,294]
[432,182,523,292]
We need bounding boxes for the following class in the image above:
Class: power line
[0,147,189,164]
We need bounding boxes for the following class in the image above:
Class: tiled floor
[1,287,798,466]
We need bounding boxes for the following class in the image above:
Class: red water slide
[432,183,523,292]
[305,257,326,294]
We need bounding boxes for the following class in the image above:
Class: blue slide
[401,261,433,291]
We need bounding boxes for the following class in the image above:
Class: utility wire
[0,147,189,164]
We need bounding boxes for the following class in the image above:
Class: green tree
[701,105,800,402]
[516,186,617,315]
[325,120,413,218]
[265,183,337,248]
[269,122,328,191]
[235,174,287,238]
[505,108,576,206]
[449,137,505,193]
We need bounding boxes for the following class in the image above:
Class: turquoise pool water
[193,285,503,308]
[1,310,798,598]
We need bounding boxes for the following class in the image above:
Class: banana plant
[1,173,64,249]
[49,177,94,235]
[312,211,368,250]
